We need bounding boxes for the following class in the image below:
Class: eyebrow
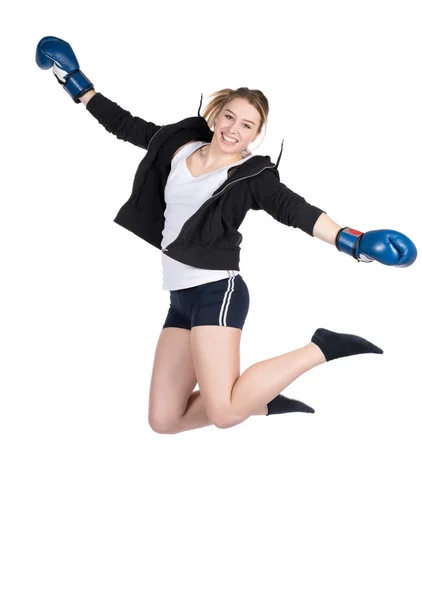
[225,108,256,125]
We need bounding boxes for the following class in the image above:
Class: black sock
[266,394,315,416]
[311,328,383,362]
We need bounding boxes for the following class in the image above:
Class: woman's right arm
[79,90,97,106]
[82,90,163,150]
[35,37,162,150]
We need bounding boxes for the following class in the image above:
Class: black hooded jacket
[86,92,326,270]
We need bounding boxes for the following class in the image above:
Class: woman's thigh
[148,326,197,432]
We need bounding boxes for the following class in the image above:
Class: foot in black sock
[311,328,384,362]
[266,394,315,416]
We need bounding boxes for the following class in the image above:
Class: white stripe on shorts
[219,276,236,326]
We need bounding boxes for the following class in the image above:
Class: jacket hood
[197,92,284,171]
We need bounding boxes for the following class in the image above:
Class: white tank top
[161,141,253,291]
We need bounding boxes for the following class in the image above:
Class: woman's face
[213,97,262,156]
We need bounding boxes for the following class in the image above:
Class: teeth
[222,133,237,143]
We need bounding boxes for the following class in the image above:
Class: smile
[221,132,238,144]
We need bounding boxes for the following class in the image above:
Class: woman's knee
[148,410,181,434]
[206,406,241,429]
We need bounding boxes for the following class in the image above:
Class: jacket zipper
[147,125,165,151]
[162,164,275,252]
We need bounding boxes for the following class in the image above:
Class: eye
[225,114,251,129]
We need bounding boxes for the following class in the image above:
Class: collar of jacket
[196,92,284,170]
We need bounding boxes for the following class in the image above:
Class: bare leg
[168,390,267,435]
[169,343,324,433]
[167,331,379,431]
[170,343,325,434]
[229,342,326,424]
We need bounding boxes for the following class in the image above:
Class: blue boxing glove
[35,36,94,103]
[335,227,417,267]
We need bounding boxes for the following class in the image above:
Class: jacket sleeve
[85,92,163,150]
[248,169,326,236]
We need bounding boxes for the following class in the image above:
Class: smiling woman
[35,36,417,435]
[202,86,269,156]
[173,87,269,178]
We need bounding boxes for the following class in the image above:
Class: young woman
[36,37,417,435]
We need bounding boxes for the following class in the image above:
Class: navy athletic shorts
[162,274,250,330]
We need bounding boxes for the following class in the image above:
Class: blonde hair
[201,87,269,154]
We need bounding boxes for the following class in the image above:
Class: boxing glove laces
[335,227,417,267]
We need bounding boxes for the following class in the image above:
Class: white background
[1,1,421,598]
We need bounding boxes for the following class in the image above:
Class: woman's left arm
[248,171,417,268]
[312,213,342,244]
[313,213,417,268]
